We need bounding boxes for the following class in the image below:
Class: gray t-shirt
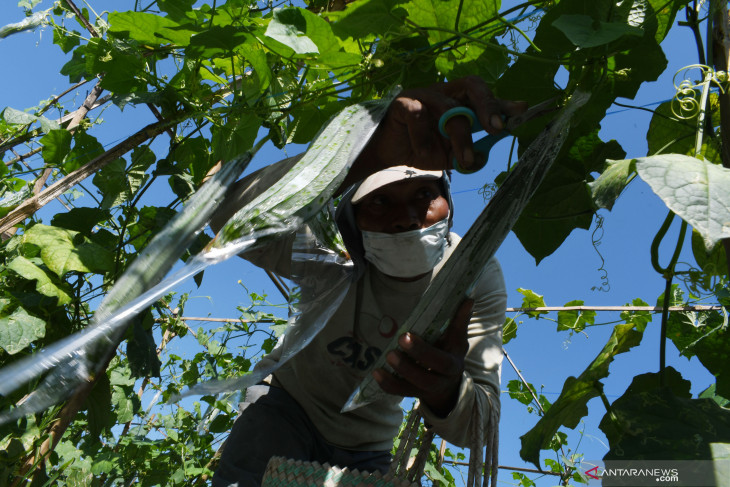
[251,233,506,451]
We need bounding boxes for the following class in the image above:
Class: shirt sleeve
[419,257,506,447]
[208,155,303,278]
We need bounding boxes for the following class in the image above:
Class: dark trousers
[212,384,392,487]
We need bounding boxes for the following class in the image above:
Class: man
[212,78,518,487]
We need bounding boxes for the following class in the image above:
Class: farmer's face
[354,179,449,234]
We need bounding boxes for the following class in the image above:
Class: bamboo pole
[168,305,725,325]
[505,305,724,312]
[0,115,183,235]
[444,460,563,476]
[711,0,730,278]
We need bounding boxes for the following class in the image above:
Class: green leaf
[599,370,730,462]
[7,256,73,305]
[699,384,730,408]
[127,312,161,378]
[92,158,141,209]
[239,43,272,93]
[111,386,135,424]
[635,154,730,250]
[269,322,288,338]
[608,30,667,99]
[520,323,643,468]
[18,0,42,9]
[60,46,90,83]
[548,431,566,452]
[0,306,45,354]
[52,24,80,53]
[211,115,261,163]
[517,288,547,318]
[126,206,177,252]
[620,298,652,332]
[40,129,73,166]
[158,0,196,22]
[691,230,728,277]
[404,0,499,47]
[646,92,722,163]
[588,158,636,210]
[208,413,232,433]
[666,308,730,399]
[288,101,341,145]
[109,360,136,387]
[511,472,536,487]
[37,115,60,133]
[330,0,407,39]
[83,370,113,439]
[503,317,518,345]
[278,7,342,58]
[2,107,37,126]
[66,130,105,172]
[508,379,536,406]
[1,107,59,133]
[648,0,687,42]
[169,172,196,200]
[172,137,212,186]
[51,207,111,236]
[265,8,319,54]
[0,186,31,219]
[108,11,195,46]
[84,38,149,96]
[103,146,152,208]
[557,300,595,333]
[90,451,121,476]
[187,25,253,57]
[620,366,692,399]
[512,134,625,263]
[22,224,115,276]
[439,40,510,85]
[552,14,643,48]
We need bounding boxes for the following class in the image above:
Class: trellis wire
[163,305,724,325]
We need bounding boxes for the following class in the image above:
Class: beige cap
[351,166,442,204]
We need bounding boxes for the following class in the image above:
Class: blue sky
[0,1,719,485]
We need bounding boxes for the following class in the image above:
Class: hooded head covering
[350,166,443,204]
[335,167,454,279]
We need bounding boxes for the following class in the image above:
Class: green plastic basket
[262,457,418,487]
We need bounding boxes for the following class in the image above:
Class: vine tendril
[671,64,728,120]
[590,214,610,292]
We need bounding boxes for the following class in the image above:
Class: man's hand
[372,299,474,417]
[346,76,527,185]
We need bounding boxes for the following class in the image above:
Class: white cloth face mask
[361,218,449,278]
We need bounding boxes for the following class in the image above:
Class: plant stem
[405,21,562,65]
[650,211,675,275]
[497,13,542,53]
[11,374,99,485]
[503,349,545,415]
[454,0,465,33]
[0,114,187,234]
[659,276,673,386]
[710,0,730,277]
[4,146,42,166]
[36,79,93,118]
[684,3,707,66]
[65,0,100,38]
[658,219,687,386]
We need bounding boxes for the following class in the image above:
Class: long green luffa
[0,93,394,423]
[343,90,591,412]
[175,95,398,399]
